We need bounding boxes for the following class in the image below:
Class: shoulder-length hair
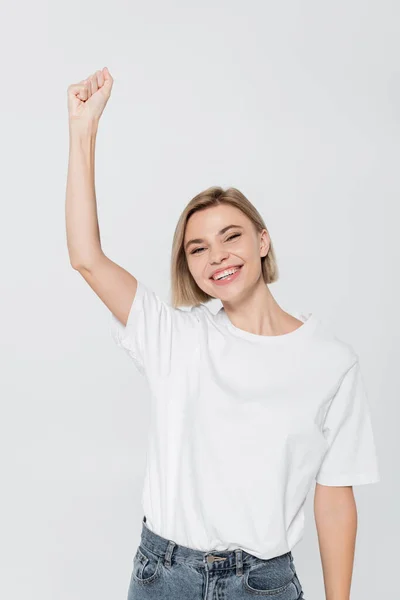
[170,186,279,307]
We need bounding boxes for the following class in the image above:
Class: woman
[66,68,380,600]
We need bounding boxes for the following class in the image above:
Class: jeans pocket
[289,556,304,598]
[243,557,298,597]
[131,544,163,585]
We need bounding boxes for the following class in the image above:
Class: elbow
[70,259,90,272]
[69,250,104,272]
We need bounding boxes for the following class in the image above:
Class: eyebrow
[184,224,244,251]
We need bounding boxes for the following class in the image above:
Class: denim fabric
[127,516,305,599]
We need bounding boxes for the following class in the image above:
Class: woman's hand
[67,67,114,130]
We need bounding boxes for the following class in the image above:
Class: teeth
[213,267,240,280]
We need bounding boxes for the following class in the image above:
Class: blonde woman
[66,69,380,600]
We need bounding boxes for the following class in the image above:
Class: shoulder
[310,315,359,373]
[112,279,205,336]
[187,301,225,325]
[186,301,219,325]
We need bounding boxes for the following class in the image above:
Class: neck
[221,280,303,337]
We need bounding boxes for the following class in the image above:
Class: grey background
[1,1,398,598]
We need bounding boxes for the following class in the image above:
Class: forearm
[66,120,103,269]
[314,485,357,600]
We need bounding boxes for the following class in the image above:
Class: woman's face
[184,204,269,301]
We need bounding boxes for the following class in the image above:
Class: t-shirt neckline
[217,307,317,343]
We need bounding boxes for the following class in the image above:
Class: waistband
[139,515,293,575]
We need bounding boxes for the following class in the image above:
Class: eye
[226,233,241,241]
[190,233,241,255]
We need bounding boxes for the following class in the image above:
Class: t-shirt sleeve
[109,279,199,377]
[315,358,380,486]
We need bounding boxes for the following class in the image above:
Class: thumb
[102,66,114,93]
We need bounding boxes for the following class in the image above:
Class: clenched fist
[67,67,114,129]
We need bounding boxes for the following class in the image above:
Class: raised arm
[65,67,137,326]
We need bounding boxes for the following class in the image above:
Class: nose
[209,248,230,265]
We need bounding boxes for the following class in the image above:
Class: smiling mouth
[210,265,243,281]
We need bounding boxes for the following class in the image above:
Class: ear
[259,229,270,258]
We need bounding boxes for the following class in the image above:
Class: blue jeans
[127,516,305,599]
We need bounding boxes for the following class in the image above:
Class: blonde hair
[170,186,279,307]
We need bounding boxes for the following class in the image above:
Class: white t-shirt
[110,280,380,559]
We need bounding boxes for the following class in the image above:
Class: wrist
[68,118,99,138]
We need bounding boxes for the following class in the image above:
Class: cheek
[188,260,213,290]
[244,241,262,263]
[187,258,203,281]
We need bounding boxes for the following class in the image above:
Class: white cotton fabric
[110,279,380,559]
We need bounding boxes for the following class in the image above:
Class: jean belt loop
[235,549,243,576]
[164,540,176,568]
